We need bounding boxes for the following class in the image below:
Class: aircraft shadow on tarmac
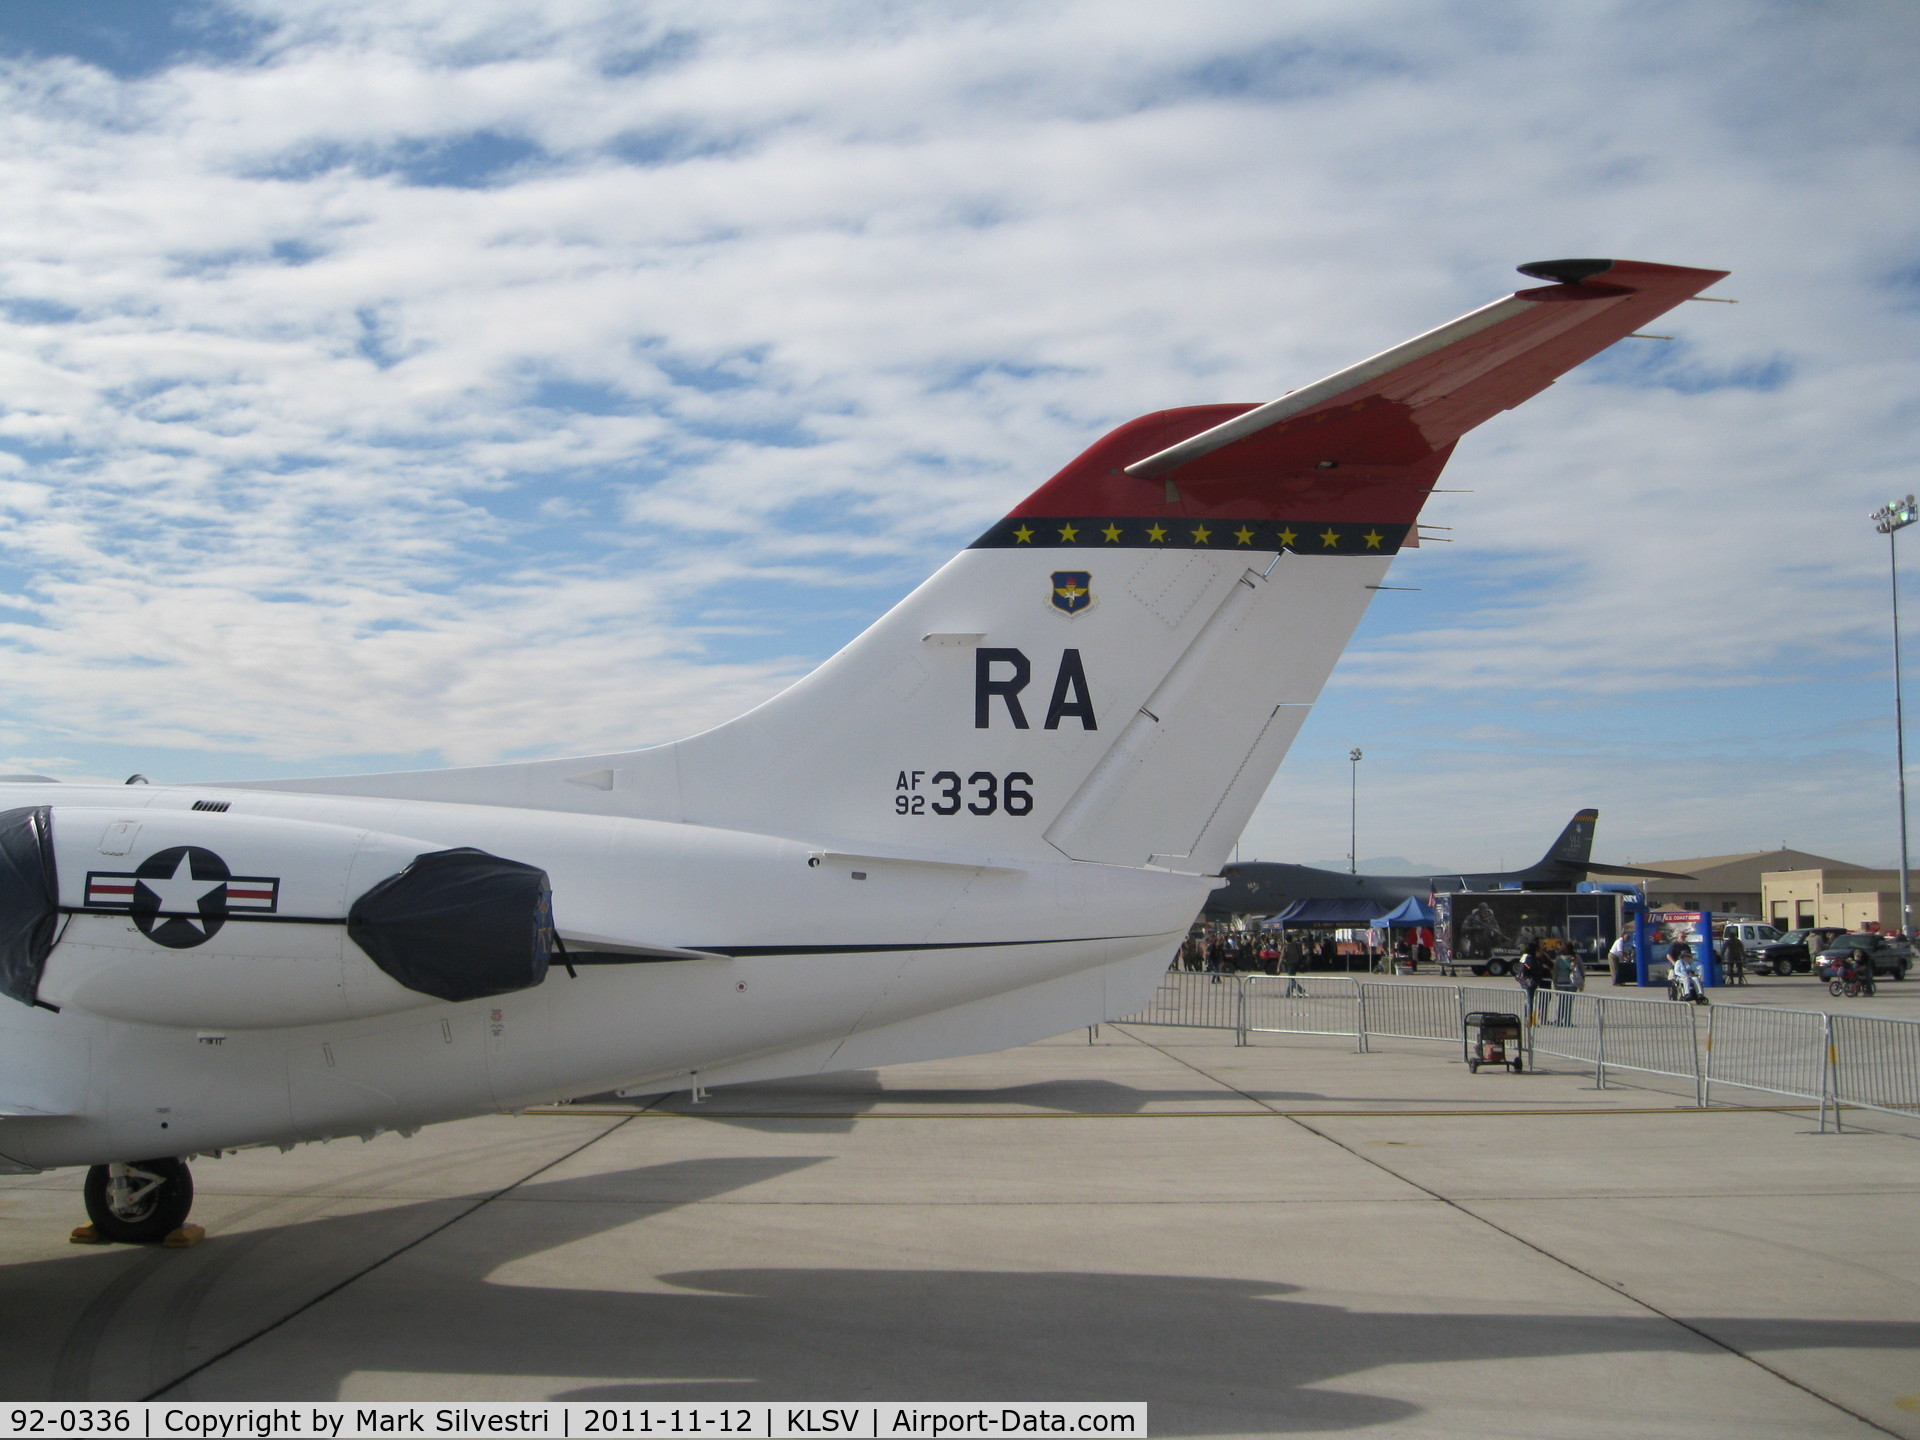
[627,1071,1363,1133]
[9,1155,825,1405]
[10,1155,1919,1432]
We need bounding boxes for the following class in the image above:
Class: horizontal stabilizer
[1585,862,1698,881]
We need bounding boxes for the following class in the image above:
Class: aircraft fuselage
[0,781,1202,1172]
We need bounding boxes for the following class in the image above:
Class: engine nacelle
[0,805,554,1029]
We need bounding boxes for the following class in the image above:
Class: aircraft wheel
[83,1158,193,1244]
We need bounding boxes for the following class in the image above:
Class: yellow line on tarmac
[524,1104,1827,1120]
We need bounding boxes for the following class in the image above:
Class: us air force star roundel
[1050,570,1094,617]
[83,846,282,949]
[132,847,231,948]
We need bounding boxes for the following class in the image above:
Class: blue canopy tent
[1270,898,1385,926]
[1370,895,1436,928]
[1268,896,1396,972]
[1369,894,1437,974]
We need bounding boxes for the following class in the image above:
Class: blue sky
[0,1,1915,869]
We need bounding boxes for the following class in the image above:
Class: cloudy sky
[0,0,1915,871]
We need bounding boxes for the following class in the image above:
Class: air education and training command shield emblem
[1050,571,1094,618]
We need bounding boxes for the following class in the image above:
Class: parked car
[1814,933,1911,982]
[1749,926,1849,977]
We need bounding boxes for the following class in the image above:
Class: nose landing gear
[75,1158,198,1245]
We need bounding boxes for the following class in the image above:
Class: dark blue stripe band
[968,518,1409,553]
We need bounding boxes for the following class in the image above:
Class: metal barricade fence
[1120,970,1245,1034]
[1112,972,1920,1127]
[1119,973,1546,1059]
[1705,1005,1830,1121]
[1527,989,1602,1067]
[1527,990,1705,1101]
[1583,992,1702,1098]
[1356,981,1460,1045]
[1242,976,1363,1048]
[1830,1012,1920,1124]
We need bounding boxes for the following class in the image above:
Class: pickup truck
[1748,926,1849,976]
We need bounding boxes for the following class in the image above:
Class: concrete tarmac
[3,1021,1918,1437]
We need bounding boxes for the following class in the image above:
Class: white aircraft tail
[251,260,1728,873]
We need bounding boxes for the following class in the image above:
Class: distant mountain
[1298,856,1444,876]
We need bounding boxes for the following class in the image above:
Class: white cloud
[0,0,1913,863]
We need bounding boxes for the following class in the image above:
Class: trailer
[1434,889,1625,978]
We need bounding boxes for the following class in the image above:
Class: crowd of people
[1181,926,1590,1020]
[1178,928,1432,978]
[1178,930,1326,977]
[1185,918,1904,1007]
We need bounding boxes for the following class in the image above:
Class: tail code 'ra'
[975,648,1097,731]
[255,260,1729,872]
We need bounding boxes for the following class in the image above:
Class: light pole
[1348,747,1363,875]
[1872,496,1916,938]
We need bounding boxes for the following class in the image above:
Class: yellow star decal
[1233,526,1255,545]
[1319,528,1341,548]
[1276,528,1297,549]
[1058,523,1079,542]
[1190,525,1211,544]
[1012,525,1034,544]
[1363,530,1384,550]
[1101,523,1123,542]
[1145,523,1167,542]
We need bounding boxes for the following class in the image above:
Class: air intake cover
[347,847,554,1003]
[0,806,57,1006]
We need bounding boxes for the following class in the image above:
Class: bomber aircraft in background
[0,258,1728,1244]
[1203,808,1696,920]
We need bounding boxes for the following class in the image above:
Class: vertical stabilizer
[241,261,1730,876]
[1529,808,1600,877]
